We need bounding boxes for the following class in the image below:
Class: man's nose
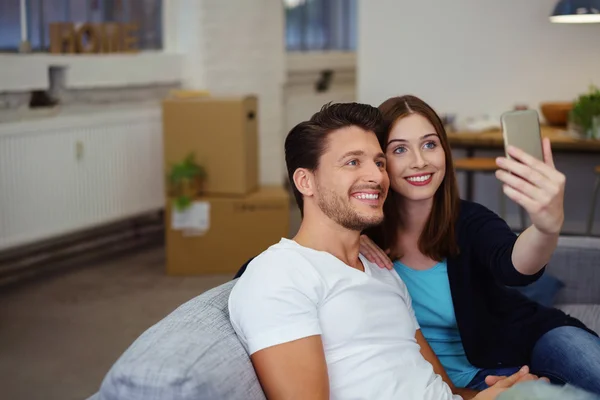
[364,162,386,183]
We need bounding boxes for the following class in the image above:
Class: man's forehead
[323,126,382,157]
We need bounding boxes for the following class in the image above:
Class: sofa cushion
[497,380,599,400]
[511,273,565,308]
[556,304,600,335]
[547,239,600,304]
[97,280,265,400]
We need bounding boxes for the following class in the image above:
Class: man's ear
[292,168,315,197]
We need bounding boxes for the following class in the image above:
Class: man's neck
[293,213,363,272]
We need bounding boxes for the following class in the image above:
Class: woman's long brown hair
[366,95,460,262]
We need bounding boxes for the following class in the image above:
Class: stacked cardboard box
[163,95,289,275]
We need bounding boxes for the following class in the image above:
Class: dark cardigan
[233,199,595,367]
[447,200,593,367]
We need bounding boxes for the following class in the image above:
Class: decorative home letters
[49,22,139,54]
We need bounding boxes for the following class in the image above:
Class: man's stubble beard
[316,182,384,232]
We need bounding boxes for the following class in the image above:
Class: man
[228,102,536,399]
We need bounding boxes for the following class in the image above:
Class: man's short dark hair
[284,102,384,215]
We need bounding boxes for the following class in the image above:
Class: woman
[360,95,600,395]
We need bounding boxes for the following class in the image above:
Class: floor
[0,207,302,400]
[0,247,233,400]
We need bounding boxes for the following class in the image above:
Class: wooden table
[448,126,600,203]
[447,125,600,153]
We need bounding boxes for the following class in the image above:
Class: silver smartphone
[500,109,544,162]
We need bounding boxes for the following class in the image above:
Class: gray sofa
[90,238,600,400]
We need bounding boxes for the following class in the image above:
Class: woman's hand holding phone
[495,137,566,235]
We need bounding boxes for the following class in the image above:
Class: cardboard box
[166,186,290,275]
[163,95,258,196]
[168,89,211,99]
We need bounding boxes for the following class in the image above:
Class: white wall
[358,0,600,118]
[0,54,182,92]
[358,0,600,235]
[285,79,356,133]
[163,0,207,90]
[285,52,356,132]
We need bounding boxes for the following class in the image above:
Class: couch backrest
[97,279,266,400]
[548,239,600,305]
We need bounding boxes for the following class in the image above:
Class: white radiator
[0,105,165,251]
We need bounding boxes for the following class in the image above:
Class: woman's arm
[511,225,559,276]
[463,204,541,286]
[360,234,393,269]
[465,138,564,285]
[415,330,479,399]
[495,139,565,276]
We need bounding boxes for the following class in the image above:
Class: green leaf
[571,85,600,133]
[166,152,207,192]
[174,196,192,212]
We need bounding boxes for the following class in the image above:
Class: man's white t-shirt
[229,238,460,400]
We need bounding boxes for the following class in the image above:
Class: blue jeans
[466,326,600,395]
[530,326,600,395]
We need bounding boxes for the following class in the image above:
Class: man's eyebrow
[337,150,365,162]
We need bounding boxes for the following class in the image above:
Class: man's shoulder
[231,240,324,296]
[228,240,325,355]
[245,239,317,273]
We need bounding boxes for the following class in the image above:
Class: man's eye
[376,161,385,168]
[347,159,358,166]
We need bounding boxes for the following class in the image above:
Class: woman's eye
[393,146,407,154]
[424,141,437,150]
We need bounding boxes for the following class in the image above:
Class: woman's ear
[292,168,314,198]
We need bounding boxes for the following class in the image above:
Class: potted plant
[167,153,207,211]
[569,85,600,139]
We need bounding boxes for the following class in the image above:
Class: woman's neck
[395,197,437,269]
[397,197,433,236]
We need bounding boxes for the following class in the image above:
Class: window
[0,0,162,52]
[0,1,21,51]
[284,0,357,51]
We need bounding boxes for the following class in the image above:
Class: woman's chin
[391,184,435,201]
[403,193,436,203]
